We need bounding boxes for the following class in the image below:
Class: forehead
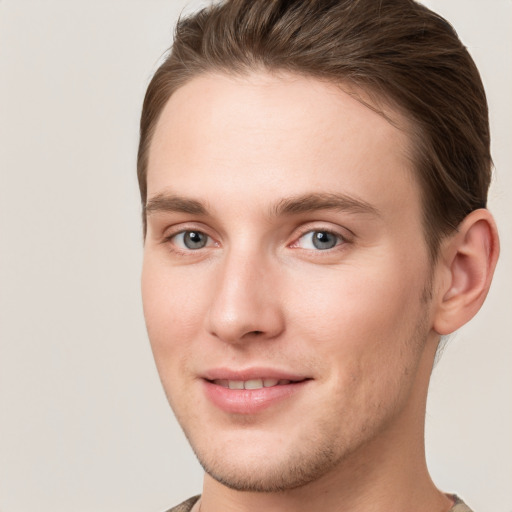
[147,72,418,219]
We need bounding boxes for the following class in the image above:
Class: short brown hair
[137,0,491,258]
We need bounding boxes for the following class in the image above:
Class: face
[142,72,439,492]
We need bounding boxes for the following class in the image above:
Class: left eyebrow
[271,192,381,217]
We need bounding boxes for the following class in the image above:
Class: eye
[172,230,211,250]
[295,230,343,250]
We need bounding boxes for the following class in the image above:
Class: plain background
[0,1,510,511]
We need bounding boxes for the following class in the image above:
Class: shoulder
[449,495,474,512]
[163,495,200,512]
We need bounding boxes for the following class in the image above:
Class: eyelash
[161,228,217,255]
[161,226,350,256]
[291,227,347,251]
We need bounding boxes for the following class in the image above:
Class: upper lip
[202,367,310,382]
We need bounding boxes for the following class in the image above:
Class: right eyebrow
[145,193,209,216]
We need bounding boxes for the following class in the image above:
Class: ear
[433,209,500,335]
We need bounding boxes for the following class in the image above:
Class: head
[138,0,499,496]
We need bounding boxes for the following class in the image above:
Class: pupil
[312,231,336,250]
[184,231,206,249]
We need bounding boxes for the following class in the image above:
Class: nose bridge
[206,243,283,344]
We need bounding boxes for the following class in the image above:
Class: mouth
[208,378,303,390]
[202,371,311,414]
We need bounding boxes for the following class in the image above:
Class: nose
[205,249,285,345]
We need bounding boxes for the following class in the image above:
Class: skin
[141,72,498,512]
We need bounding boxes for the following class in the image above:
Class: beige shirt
[165,494,473,512]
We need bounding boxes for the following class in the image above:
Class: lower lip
[202,380,309,414]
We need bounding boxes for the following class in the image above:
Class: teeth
[214,378,291,389]
[244,379,263,389]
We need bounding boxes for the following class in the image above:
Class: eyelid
[174,231,213,249]
[161,222,213,240]
[289,223,353,248]
[159,222,352,254]
[293,230,344,250]
[161,224,219,253]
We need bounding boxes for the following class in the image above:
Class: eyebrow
[145,191,380,218]
[145,193,209,216]
[272,192,381,217]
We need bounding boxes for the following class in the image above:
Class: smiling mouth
[209,378,307,390]
[203,376,311,413]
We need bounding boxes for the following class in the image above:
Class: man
[137,1,499,511]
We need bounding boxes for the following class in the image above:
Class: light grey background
[0,1,510,511]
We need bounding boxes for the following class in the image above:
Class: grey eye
[311,231,338,250]
[297,230,341,250]
[178,231,209,250]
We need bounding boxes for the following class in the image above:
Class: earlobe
[433,209,500,335]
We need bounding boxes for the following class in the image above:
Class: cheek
[141,254,207,369]
[286,264,429,432]
[285,259,428,372]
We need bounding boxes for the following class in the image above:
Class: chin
[186,424,347,493]
[197,448,340,492]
